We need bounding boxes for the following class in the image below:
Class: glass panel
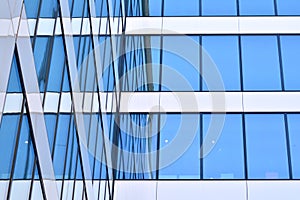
[241,36,281,91]
[280,36,300,90]
[245,114,289,179]
[202,0,237,16]
[162,36,200,91]
[277,0,300,15]
[7,52,22,93]
[95,0,108,17]
[203,114,245,179]
[40,0,59,18]
[71,0,88,18]
[13,116,35,179]
[159,114,200,179]
[164,0,199,16]
[24,0,41,18]
[0,115,20,179]
[148,0,162,16]
[53,114,71,179]
[239,0,275,15]
[287,114,300,178]
[202,36,240,91]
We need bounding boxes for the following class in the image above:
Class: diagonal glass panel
[13,115,36,180]
[7,51,22,93]
[0,114,21,179]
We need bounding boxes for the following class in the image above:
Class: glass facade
[1,0,300,199]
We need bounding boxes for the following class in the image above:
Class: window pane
[164,0,199,16]
[277,0,300,15]
[280,36,300,90]
[149,0,162,16]
[287,114,300,178]
[0,115,20,179]
[162,36,200,91]
[202,36,240,91]
[241,36,281,91]
[203,114,245,179]
[159,114,200,179]
[245,114,289,179]
[202,0,237,16]
[13,116,35,179]
[239,0,275,15]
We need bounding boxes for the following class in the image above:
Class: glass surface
[245,114,289,179]
[71,0,88,18]
[162,36,200,91]
[40,0,59,18]
[148,0,162,16]
[13,116,35,179]
[7,53,22,93]
[24,0,41,18]
[53,114,71,179]
[277,0,300,15]
[287,114,300,178]
[95,0,108,17]
[239,0,275,15]
[202,0,237,16]
[47,37,66,92]
[202,36,240,91]
[280,36,300,90]
[0,115,20,179]
[203,114,245,179]
[164,0,199,16]
[159,114,200,179]
[241,36,281,91]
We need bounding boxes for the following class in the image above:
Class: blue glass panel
[13,116,35,179]
[71,0,88,18]
[159,114,200,179]
[95,0,108,17]
[164,0,199,16]
[287,114,300,178]
[47,37,65,92]
[277,0,300,15]
[202,36,240,91]
[44,114,57,152]
[245,114,289,179]
[7,53,22,93]
[280,36,300,90]
[162,36,200,91]
[0,115,20,179]
[24,0,41,18]
[33,37,51,92]
[202,0,237,16]
[53,115,71,178]
[203,114,245,179]
[148,0,162,16]
[241,36,281,91]
[40,0,59,18]
[239,0,275,15]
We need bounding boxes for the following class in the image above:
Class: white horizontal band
[1,180,299,200]
[1,16,300,36]
[1,92,300,114]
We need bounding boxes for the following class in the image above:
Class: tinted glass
[239,0,275,15]
[241,36,281,91]
[245,114,289,179]
[202,36,240,91]
[280,36,300,90]
[159,114,200,179]
[277,0,300,15]
[202,0,237,16]
[203,114,245,179]
[164,0,199,16]
[287,114,300,178]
